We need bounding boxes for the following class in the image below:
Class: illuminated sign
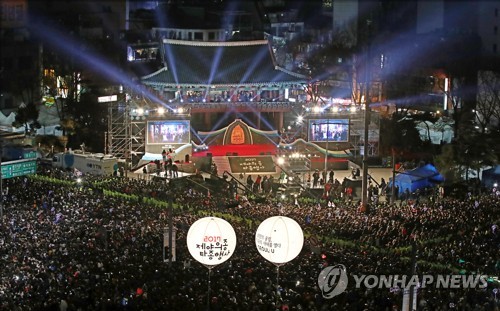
[23,151,37,159]
[228,156,276,173]
[98,95,118,103]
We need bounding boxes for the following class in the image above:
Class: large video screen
[147,120,190,144]
[309,119,349,142]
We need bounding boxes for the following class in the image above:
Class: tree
[433,117,454,145]
[66,91,107,152]
[475,70,500,133]
[13,102,40,135]
[435,144,461,184]
[411,112,439,143]
[4,43,42,134]
[42,47,111,152]
[8,49,41,104]
[433,68,500,184]
[379,111,425,156]
[301,42,360,106]
[435,114,497,184]
[436,130,497,184]
[42,63,83,137]
[437,34,481,140]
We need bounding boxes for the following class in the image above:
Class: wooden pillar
[277,112,283,131]
[204,112,211,130]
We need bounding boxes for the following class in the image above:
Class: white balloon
[255,216,304,265]
[186,217,237,268]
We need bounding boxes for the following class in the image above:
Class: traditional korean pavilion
[140,39,308,132]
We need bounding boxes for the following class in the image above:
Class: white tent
[0,106,63,136]
[416,117,454,145]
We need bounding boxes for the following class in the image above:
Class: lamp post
[324,123,329,182]
[0,144,2,223]
[361,104,370,210]
[390,148,396,204]
[312,122,329,183]
[361,18,372,211]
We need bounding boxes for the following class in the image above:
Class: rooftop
[141,39,307,87]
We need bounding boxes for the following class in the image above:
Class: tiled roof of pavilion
[141,39,308,87]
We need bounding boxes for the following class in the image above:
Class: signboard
[98,95,118,103]
[23,151,37,159]
[1,159,37,179]
[228,156,276,174]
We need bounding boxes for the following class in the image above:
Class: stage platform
[131,169,194,181]
[192,143,277,157]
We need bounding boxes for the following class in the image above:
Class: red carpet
[310,157,349,163]
[192,144,277,157]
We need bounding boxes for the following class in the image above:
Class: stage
[192,143,277,157]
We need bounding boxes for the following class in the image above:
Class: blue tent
[481,165,500,188]
[389,164,444,195]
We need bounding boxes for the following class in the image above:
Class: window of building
[280,26,287,35]
[44,68,55,78]
[208,32,215,40]
[194,32,203,40]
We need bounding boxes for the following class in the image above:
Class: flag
[54,213,63,224]
[74,168,82,177]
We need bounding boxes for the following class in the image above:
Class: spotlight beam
[208,47,225,84]
[30,15,170,109]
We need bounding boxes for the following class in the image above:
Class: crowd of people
[0,166,498,311]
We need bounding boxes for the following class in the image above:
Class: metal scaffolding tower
[349,111,380,158]
[108,95,131,162]
[106,92,166,167]
[106,93,147,167]
[130,115,146,166]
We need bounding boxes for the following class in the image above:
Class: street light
[390,148,396,204]
[325,124,329,183]
[361,18,373,211]
[312,121,332,184]
[0,143,2,223]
